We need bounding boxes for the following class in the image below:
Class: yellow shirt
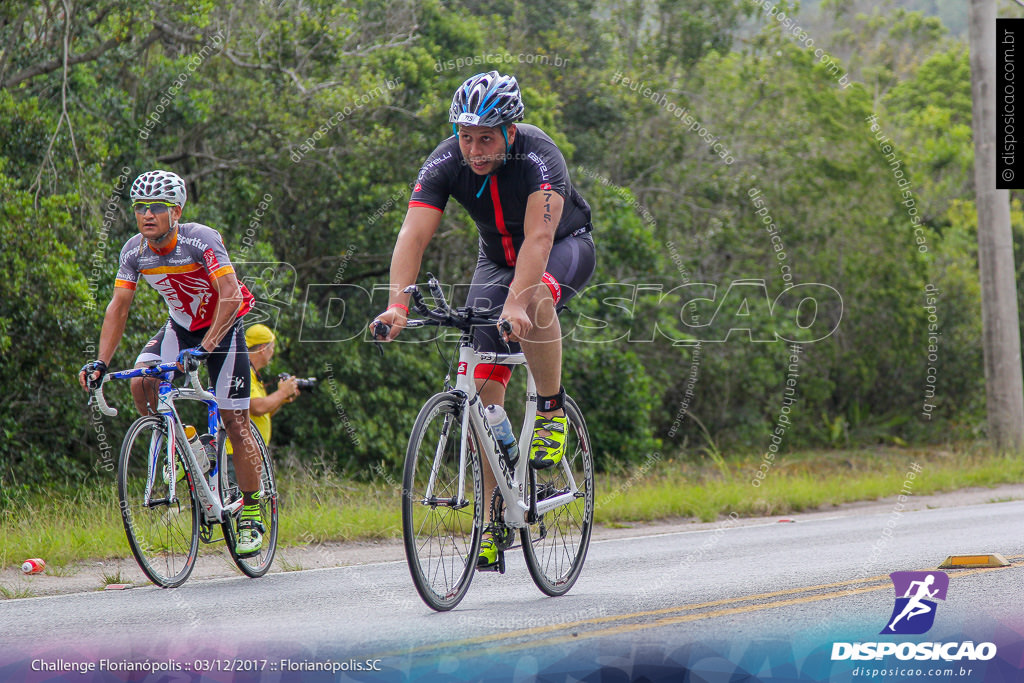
[227,368,271,453]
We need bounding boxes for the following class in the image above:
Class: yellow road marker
[938,553,1010,568]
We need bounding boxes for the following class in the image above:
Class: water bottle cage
[485,404,519,467]
[199,434,217,468]
[499,443,519,468]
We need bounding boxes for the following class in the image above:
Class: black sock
[537,386,565,413]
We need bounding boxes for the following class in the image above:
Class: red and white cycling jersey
[115,222,254,331]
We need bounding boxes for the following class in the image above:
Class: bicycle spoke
[118,416,198,588]
[403,394,482,611]
[522,396,594,597]
[222,422,278,577]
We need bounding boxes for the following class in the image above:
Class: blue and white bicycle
[90,363,278,587]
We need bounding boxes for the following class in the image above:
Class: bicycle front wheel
[221,423,279,577]
[521,394,595,596]
[402,393,483,611]
[117,416,199,588]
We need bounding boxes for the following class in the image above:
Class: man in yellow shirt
[228,324,300,451]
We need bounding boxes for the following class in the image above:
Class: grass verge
[595,445,1024,523]
[1,444,1021,572]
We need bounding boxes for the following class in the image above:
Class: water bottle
[484,405,519,467]
[184,425,211,474]
[198,433,217,473]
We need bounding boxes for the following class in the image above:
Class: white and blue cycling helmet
[449,71,524,132]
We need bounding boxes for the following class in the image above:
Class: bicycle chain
[199,519,218,544]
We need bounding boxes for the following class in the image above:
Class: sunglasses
[133,201,177,215]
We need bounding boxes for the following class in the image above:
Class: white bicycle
[90,362,278,587]
[374,275,595,611]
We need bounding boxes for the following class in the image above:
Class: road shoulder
[3,483,1020,599]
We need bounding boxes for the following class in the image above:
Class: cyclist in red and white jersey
[79,170,266,556]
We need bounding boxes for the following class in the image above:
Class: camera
[278,373,318,391]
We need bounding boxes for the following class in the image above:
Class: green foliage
[0,176,98,487]
[0,0,994,494]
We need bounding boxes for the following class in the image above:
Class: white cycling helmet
[130,170,187,209]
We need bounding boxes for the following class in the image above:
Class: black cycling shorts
[136,318,251,411]
[466,232,595,386]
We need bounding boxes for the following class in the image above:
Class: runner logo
[881,571,948,635]
[832,570,995,663]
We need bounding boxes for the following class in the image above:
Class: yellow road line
[392,574,896,657]
[495,567,1007,655]
[390,559,1020,659]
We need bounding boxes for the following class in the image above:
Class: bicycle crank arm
[421,496,470,509]
[219,498,244,523]
[476,551,506,574]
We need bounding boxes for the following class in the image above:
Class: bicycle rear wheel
[402,393,483,611]
[521,395,595,596]
[221,423,279,577]
[117,416,199,588]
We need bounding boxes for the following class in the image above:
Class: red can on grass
[21,558,45,574]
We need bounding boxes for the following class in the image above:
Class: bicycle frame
[439,335,583,529]
[95,365,243,525]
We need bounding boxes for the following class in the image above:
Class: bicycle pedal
[476,551,506,574]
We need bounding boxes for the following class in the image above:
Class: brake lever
[425,272,449,312]
[498,318,513,352]
[371,321,391,355]
[404,284,428,315]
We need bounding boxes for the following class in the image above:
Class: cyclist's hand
[499,303,531,342]
[369,305,407,342]
[177,346,210,373]
[79,360,108,390]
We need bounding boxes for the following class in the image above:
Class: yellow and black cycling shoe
[529,415,568,470]
[477,534,499,571]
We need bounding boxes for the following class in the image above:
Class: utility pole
[969,0,1024,452]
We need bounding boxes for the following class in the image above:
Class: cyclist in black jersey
[371,72,596,569]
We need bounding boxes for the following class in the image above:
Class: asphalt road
[2,497,1022,682]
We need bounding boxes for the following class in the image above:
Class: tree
[967,0,1024,452]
